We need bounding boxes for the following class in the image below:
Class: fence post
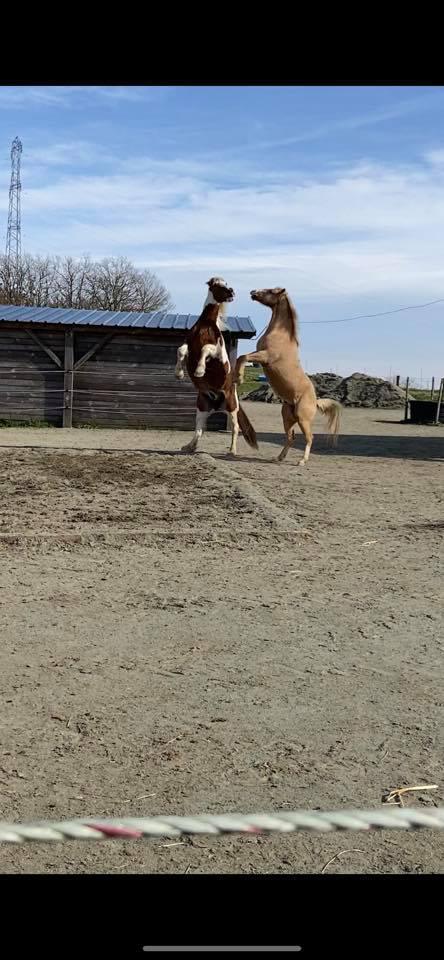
[431,377,435,399]
[403,377,410,422]
[396,375,400,386]
[63,329,74,428]
[435,378,444,425]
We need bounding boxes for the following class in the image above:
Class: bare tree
[88,256,136,311]
[84,257,174,313]
[135,268,175,312]
[0,255,31,305]
[0,253,173,313]
[24,255,54,307]
[52,255,93,309]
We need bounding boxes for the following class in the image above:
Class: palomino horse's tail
[237,403,258,450]
[316,398,341,444]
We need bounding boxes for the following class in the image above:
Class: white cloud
[25,141,113,167]
[0,87,68,107]
[0,85,171,109]
[2,144,444,306]
[424,148,444,167]
[205,90,444,156]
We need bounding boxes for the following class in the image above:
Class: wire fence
[388,375,438,393]
[1,367,443,430]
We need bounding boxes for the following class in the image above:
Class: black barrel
[409,399,444,423]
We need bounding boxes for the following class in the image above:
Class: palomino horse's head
[250,287,287,306]
[207,277,235,304]
[250,287,299,344]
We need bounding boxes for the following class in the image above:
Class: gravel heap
[243,372,406,408]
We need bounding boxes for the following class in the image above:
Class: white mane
[204,281,228,331]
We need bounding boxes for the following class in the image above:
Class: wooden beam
[74,331,116,371]
[24,328,62,368]
[403,376,410,422]
[63,329,74,427]
[435,378,444,425]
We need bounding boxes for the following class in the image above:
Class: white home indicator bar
[142,949,302,953]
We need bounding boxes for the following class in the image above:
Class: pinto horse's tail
[237,403,258,450]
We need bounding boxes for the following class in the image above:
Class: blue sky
[1,84,443,381]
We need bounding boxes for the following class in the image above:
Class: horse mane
[282,293,299,345]
[217,301,227,330]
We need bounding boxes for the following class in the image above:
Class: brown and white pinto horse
[175,278,258,455]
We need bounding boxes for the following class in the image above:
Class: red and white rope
[0,807,443,843]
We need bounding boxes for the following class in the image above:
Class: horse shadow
[1,425,442,464]
[255,428,444,462]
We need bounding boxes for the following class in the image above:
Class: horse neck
[267,299,299,345]
[203,291,226,330]
[198,303,221,329]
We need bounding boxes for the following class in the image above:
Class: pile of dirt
[243,383,280,403]
[309,372,343,397]
[334,373,406,408]
[244,372,406,408]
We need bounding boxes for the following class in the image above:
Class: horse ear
[207,278,214,287]
[277,287,286,295]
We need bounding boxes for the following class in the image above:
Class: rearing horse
[175,278,258,456]
[234,287,341,465]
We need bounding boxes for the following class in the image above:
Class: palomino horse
[175,278,258,456]
[234,287,341,465]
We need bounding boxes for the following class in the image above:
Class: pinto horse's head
[207,277,235,304]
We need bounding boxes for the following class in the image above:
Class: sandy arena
[0,403,443,873]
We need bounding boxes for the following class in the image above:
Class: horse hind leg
[225,388,239,457]
[181,408,209,453]
[277,402,297,462]
[296,416,314,466]
[227,409,240,457]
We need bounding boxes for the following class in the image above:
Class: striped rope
[0,807,443,844]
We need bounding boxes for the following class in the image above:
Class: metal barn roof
[0,304,256,338]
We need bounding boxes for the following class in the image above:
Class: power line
[301,297,444,325]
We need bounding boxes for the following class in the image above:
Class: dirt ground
[0,403,443,874]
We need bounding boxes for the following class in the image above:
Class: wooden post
[396,375,400,386]
[63,329,74,428]
[435,377,444,425]
[430,377,435,399]
[403,376,410,422]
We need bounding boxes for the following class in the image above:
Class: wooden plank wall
[73,332,227,430]
[0,328,64,424]
[0,327,233,430]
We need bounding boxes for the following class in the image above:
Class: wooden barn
[0,304,256,430]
